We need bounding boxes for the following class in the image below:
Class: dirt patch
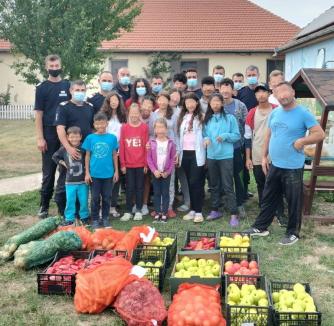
[313,245,334,256]
[16,215,39,227]
[315,224,334,235]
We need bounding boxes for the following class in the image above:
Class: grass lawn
[0,187,333,326]
[0,120,41,179]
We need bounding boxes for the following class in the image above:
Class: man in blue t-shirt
[244,82,325,245]
[34,54,71,218]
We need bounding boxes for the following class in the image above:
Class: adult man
[114,67,132,101]
[151,75,164,98]
[268,70,284,105]
[232,72,244,95]
[88,71,114,113]
[212,65,225,91]
[244,82,325,245]
[172,73,187,92]
[54,80,94,215]
[184,68,203,99]
[220,78,248,216]
[34,54,71,218]
[200,76,215,113]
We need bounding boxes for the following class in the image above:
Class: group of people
[34,54,325,245]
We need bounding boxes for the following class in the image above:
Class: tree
[143,52,182,85]
[0,0,141,84]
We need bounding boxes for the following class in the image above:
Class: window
[110,59,128,81]
[315,48,325,68]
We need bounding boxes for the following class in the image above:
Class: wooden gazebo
[290,68,334,222]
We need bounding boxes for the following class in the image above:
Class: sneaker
[120,213,133,221]
[153,214,160,223]
[133,212,143,221]
[91,219,100,229]
[150,210,157,217]
[229,215,239,227]
[183,210,195,221]
[279,234,299,245]
[168,209,177,218]
[177,204,189,212]
[141,204,149,216]
[110,207,120,218]
[238,205,246,219]
[277,215,288,227]
[206,210,223,221]
[102,218,112,228]
[161,215,168,223]
[243,227,270,237]
[61,220,74,226]
[132,205,137,214]
[194,213,204,223]
[38,206,48,219]
[80,218,90,226]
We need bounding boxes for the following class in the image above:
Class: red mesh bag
[168,283,226,326]
[114,278,167,325]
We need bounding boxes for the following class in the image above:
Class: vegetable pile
[183,237,216,250]
[114,279,167,325]
[45,255,88,276]
[86,251,122,269]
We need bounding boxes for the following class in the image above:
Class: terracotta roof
[101,0,300,52]
[0,40,10,50]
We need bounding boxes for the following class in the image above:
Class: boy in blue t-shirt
[82,112,119,228]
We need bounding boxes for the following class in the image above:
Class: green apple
[189,259,198,267]
[183,271,191,278]
[137,261,146,267]
[198,258,206,267]
[227,283,239,294]
[154,260,163,267]
[240,296,253,306]
[206,259,215,266]
[188,266,198,274]
[205,272,215,278]
[175,262,184,272]
[145,262,153,267]
[293,283,305,294]
[256,289,267,300]
[181,256,190,263]
[228,288,241,303]
[305,303,316,313]
[183,261,192,270]
[258,298,269,306]
[211,264,220,276]
[272,292,280,303]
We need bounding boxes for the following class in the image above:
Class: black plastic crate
[181,230,217,251]
[225,275,271,326]
[269,281,321,326]
[217,231,251,257]
[131,247,167,292]
[37,251,90,295]
[86,249,128,268]
[139,231,177,268]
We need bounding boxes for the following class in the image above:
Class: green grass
[0,188,334,325]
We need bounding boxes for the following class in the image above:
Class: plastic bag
[168,283,226,326]
[88,229,126,251]
[114,278,167,325]
[74,256,138,314]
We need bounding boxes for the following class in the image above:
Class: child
[52,126,89,225]
[177,92,205,223]
[147,118,176,222]
[203,93,240,227]
[119,103,149,221]
[82,112,119,228]
[101,91,127,218]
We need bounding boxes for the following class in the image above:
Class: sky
[250,0,334,27]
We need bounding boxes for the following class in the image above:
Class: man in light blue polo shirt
[244,82,325,245]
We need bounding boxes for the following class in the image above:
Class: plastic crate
[86,249,128,268]
[217,231,251,257]
[181,230,217,251]
[269,281,322,326]
[225,275,271,326]
[37,251,90,295]
[139,231,177,268]
[131,247,167,292]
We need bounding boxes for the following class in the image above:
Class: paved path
[0,173,42,196]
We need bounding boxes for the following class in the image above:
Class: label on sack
[140,226,156,243]
[130,265,146,278]
[151,320,157,326]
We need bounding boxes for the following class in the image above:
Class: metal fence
[0,105,34,120]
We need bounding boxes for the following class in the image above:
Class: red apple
[225,265,234,274]
[249,261,258,269]
[224,260,233,268]
[250,268,259,275]
[233,263,241,270]
[240,260,249,268]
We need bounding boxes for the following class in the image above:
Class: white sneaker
[177,204,189,212]
[141,204,149,215]
[194,213,204,223]
[183,210,195,221]
[134,212,143,221]
[132,205,137,214]
[110,207,120,218]
[120,213,133,221]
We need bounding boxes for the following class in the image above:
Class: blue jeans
[64,184,89,221]
[91,177,113,220]
[152,175,171,214]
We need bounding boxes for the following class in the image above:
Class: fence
[0,105,34,120]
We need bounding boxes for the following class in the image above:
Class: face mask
[234,82,244,91]
[187,78,197,88]
[247,76,258,85]
[152,84,163,93]
[120,76,131,86]
[136,87,146,97]
[100,81,113,92]
[48,69,62,77]
[213,74,224,83]
[73,91,86,102]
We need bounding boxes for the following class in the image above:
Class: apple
[154,260,163,267]
[224,260,233,268]
[145,262,153,267]
[206,259,215,266]
[240,260,249,268]
[225,265,234,274]
[211,264,220,276]
[175,262,184,272]
[249,261,258,269]
[137,261,146,267]
[258,298,269,306]
[181,256,190,263]
[189,259,198,267]
[198,258,206,267]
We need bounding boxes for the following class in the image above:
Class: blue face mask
[213,74,224,83]
[187,78,197,88]
[120,76,131,86]
[152,84,163,93]
[73,91,85,102]
[234,82,244,91]
[136,87,146,96]
[247,76,258,85]
[100,81,113,92]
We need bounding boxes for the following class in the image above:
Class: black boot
[37,205,48,219]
